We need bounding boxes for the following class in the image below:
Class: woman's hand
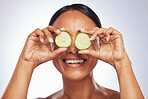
[19,26,67,69]
[79,27,127,69]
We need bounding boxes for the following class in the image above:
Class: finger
[90,28,107,40]
[108,28,123,41]
[47,25,61,34]
[109,27,121,35]
[42,28,54,43]
[59,27,66,31]
[50,48,67,59]
[105,27,115,41]
[78,49,100,58]
[29,28,38,37]
[100,37,108,44]
[35,28,45,42]
[109,34,120,41]
[97,34,105,38]
[28,28,40,42]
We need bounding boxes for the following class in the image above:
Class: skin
[2,10,144,99]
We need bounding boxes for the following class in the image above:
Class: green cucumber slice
[75,33,91,50]
[55,31,72,48]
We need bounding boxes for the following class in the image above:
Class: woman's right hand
[19,26,67,69]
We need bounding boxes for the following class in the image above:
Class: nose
[66,38,79,54]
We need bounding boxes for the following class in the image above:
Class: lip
[62,58,87,68]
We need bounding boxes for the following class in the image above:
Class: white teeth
[65,60,85,64]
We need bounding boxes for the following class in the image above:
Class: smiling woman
[2,4,144,99]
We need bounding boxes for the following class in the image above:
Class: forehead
[53,10,96,30]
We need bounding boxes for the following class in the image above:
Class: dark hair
[49,4,102,28]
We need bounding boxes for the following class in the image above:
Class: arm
[79,27,144,99]
[115,53,144,99]
[2,58,34,99]
[2,26,67,99]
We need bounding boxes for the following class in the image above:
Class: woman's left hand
[79,27,127,69]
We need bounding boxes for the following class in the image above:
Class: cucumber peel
[55,31,72,48]
[75,33,91,50]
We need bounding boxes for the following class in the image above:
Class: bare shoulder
[35,90,63,99]
[105,87,120,99]
[46,89,65,99]
[95,84,120,99]
[92,83,120,99]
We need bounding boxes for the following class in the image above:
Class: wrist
[113,52,131,74]
[18,57,37,72]
[19,51,39,68]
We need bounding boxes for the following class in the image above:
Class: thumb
[50,48,67,59]
[78,49,100,59]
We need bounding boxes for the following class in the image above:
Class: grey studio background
[0,0,147,98]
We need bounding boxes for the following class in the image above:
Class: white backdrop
[0,0,147,98]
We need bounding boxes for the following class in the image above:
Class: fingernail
[60,27,65,31]
[61,48,67,51]
[78,51,82,54]
[49,38,54,43]
[57,29,61,33]
[90,36,93,40]
[41,38,44,42]
[78,51,85,54]
[106,37,109,41]
[80,28,85,31]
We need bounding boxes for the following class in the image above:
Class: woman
[2,4,144,99]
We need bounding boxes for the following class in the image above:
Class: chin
[52,56,98,80]
[62,69,90,80]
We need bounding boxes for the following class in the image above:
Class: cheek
[52,59,60,71]
[87,56,98,70]
[87,41,98,69]
[52,56,64,73]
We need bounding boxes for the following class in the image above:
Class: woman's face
[52,10,98,80]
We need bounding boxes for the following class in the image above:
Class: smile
[63,59,87,68]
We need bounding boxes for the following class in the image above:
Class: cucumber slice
[75,33,91,50]
[55,31,72,48]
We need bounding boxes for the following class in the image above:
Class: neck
[62,72,98,99]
